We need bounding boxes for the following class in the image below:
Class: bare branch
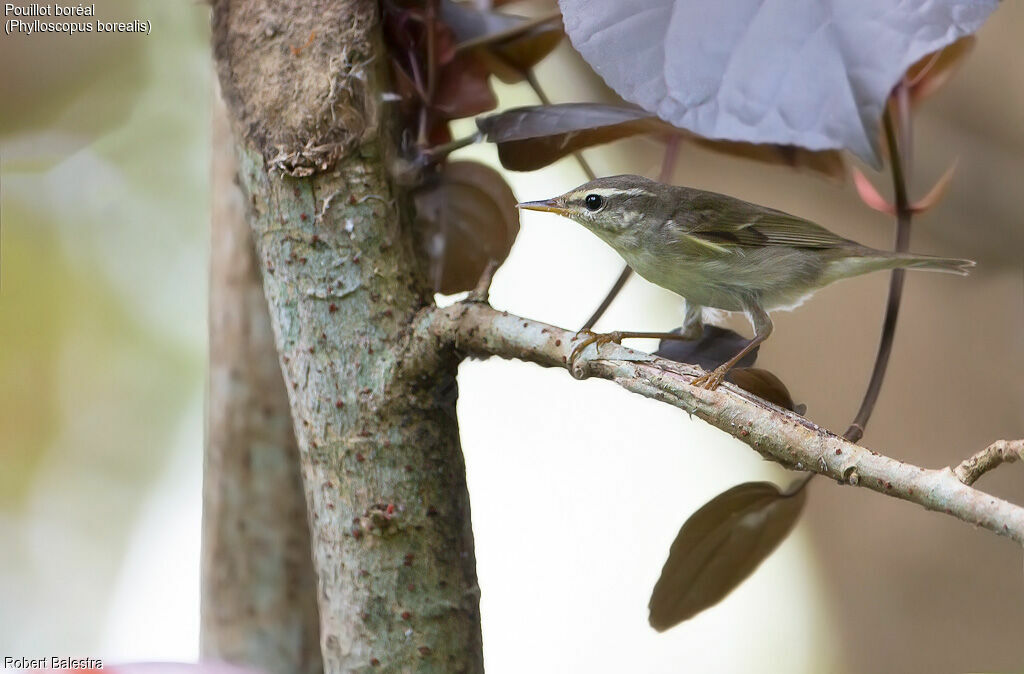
[955,440,1024,486]
[414,302,1024,546]
[467,259,500,304]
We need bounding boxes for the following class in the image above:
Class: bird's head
[516,175,664,241]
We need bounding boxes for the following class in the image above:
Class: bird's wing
[682,192,856,250]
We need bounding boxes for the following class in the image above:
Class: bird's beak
[516,198,567,215]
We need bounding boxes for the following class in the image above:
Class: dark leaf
[478,103,655,141]
[649,482,807,631]
[441,1,564,83]
[382,6,421,54]
[727,368,802,415]
[425,119,454,148]
[441,0,525,46]
[479,26,564,84]
[477,103,663,171]
[415,161,520,294]
[558,0,996,166]
[383,4,497,124]
[433,52,499,120]
[655,325,758,372]
[477,103,845,177]
[384,4,458,67]
[431,15,460,70]
[655,328,803,412]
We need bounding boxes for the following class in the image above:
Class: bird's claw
[691,365,729,390]
[568,330,622,370]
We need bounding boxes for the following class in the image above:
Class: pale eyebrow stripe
[571,187,655,199]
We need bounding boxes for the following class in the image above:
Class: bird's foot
[568,330,623,370]
[691,364,730,390]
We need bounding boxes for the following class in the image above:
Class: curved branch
[413,302,1024,546]
[955,439,1024,486]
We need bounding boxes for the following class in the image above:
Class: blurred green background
[1,0,209,657]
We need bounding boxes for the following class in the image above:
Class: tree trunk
[202,90,324,674]
[211,2,483,672]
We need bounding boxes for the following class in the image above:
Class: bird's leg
[568,329,701,367]
[691,303,773,390]
[569,301,705,368]
[679,301,704,340]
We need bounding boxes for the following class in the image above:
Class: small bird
[517,175,974,390]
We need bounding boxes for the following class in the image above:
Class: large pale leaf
[558,0,997,166]
[649,481,806,630]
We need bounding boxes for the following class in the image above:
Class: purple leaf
[649,482,807,630]
[655,325,758,371]
[558,0,997,166]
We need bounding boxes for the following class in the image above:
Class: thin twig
[423,132,482,160]
[467,259,501,304]
[425,3,437,102]
[580,266,632,331]
[955,439,1024,486]
[844,93,913,443]
[413,302,1024,546]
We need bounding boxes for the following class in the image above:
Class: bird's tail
[890,253,975,276]
[821,251,975,286]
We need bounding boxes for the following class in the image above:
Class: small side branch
[955,440,1024,486]
[413,302,1024,546]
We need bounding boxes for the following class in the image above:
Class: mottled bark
[211,2,482,673]
[202,92,323,674]
[955,439,1024,486]
[414,301,1024,546]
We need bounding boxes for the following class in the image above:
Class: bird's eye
[584,194,603,211]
